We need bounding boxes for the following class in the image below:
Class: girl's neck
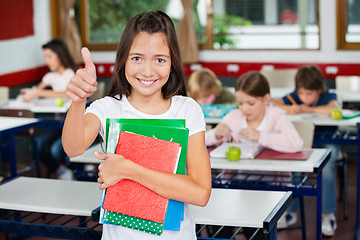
[127,93,171,115]
[246,109,266,129]
[57,66,66,74]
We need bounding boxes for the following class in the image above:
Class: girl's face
[43,48,62,72]
[235,90,270,122]
[296,87,321,105]
[125,32,171,99]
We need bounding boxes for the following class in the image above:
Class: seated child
[206,71,303,152]
[273,65,340,237]
[205,71,303,239]
[187,68,236,105]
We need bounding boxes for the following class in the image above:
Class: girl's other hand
[95,151,133,190]
[240,127,260,141]
[214,123,231,140]
[66,47,97,102]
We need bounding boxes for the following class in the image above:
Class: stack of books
[99,118,189,235]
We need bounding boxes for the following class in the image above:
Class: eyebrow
[129,52,170,59]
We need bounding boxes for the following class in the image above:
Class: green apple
[331,109,342,120]
[55,98,64,107]
[225,146,241,161]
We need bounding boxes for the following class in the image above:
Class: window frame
[336,0,360,50]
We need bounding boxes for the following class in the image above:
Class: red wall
[1,62,359,88]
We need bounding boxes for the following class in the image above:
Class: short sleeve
[184,98,206,136]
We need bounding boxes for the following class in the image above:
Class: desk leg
[267,226,276,240]
[355,123,360,240]
[316,171,322,240]
[8,134,17,178]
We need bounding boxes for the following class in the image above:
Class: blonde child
[187,68,236,105]
[273,65,340,237]
[206,71,303,152]
[62,11,211,239]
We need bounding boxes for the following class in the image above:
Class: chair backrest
[335,75,360,92]
[260,69,297,88]
[292,121,315,148]
[88,81,106,102]
[0,87,9,101]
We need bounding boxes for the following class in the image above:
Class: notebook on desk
[209,142,264,159]
[255,149,313,160]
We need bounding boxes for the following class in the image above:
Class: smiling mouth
[138,78,157,86]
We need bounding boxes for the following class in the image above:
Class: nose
[141,61,154,78]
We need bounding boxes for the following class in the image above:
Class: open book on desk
[210,142,264,159]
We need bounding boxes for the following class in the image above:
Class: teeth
[139,79,155,86]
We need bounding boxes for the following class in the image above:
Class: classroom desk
[0,177,102,239]
[0,98,71,114]
[287,114,360,240]
[0,177,291,240]
[191,188,292,240]
[210,148,331,240]
[0,116,39,178]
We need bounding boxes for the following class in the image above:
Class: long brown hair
[42,39,78,72]
[107,10,186,99]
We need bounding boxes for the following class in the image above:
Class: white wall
[0,0,52,75]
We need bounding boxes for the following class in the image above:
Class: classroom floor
[0,143,358,240]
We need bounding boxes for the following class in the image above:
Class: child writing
[273,65,340,237]
[206,71,303,152]
[272,65,339,115]
[62,11,211,239]
[20,39,78,102]
[187,68,236,105]
[22,39,78,180]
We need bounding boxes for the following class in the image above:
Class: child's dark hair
[235,71,270,97]
[42,39,78,72]
[108,10,186,99]
[295,65,326,93]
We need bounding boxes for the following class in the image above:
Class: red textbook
[255,149,313,160]
[102,131,181,223]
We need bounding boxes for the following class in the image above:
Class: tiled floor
[0,150,358,239]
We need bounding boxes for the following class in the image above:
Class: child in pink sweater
[206,71,303,152]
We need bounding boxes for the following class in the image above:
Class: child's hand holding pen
[214,123,232,141]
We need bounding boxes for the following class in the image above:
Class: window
[209,0,319,49]
[337,0,360,49]
[77,0,319,50]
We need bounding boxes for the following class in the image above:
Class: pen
[207,94,215,104]
[286,94,297,105]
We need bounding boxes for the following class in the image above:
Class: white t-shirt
[85,94,206,240]
[42,68,74,92]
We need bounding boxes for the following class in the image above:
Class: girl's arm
[62,47,98,157]
[96,131,212,207]
[300,100,340,116]
[258,112,303,152]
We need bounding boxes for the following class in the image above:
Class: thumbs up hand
[66,47,97,102]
